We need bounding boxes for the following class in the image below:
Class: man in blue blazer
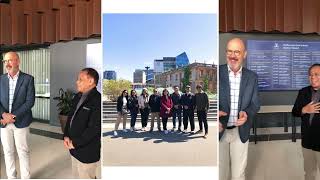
[219,38,260,180]
[0,51,35,179]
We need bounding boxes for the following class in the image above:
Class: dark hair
[308,64,320,75]
[130,89,136,97]
[162,88,169,96]
[81,68,99,85]
[121,90,128,97]
[141,88,148,96]
[196,84,203,89]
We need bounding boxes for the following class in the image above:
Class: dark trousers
[140,108,149,128]
[183,109,195,131]
[197,110,208,134]
[162,117,168,130]
[172,108,182,129]
[130,112,138,128]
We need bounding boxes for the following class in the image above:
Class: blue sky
[103,13,218,81]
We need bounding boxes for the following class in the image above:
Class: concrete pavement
[103,122,217,166]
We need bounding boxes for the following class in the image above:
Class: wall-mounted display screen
[247,40,320,91]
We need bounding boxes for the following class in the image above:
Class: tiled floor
[219,126,320,180]
[246,139,319,180]
[30,121,62,134]
[0,122,101,179]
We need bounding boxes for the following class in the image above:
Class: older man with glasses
[292,64,320,180]
[0,51,35,179]
[219,38,260,180]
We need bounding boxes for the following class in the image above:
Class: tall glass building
[144,69,154,82]
[176,52,189,68]
[163,57,176,72]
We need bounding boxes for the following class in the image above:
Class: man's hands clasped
[0,112,16,126]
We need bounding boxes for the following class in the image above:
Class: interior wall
[49,38,101,126]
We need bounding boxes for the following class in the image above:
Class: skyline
[103,13,218,81]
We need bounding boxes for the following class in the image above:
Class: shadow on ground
[103,130,205,143]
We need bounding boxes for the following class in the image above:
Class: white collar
[227,65,242,75]
[8,71,20,79]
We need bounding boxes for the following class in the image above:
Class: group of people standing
[114,84,210,138]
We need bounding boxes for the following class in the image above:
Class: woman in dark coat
[128,89,139,131]
[160,88,173,134]
[138,88,150,131]
[114,90,128,136]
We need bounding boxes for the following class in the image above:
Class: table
[253,105,295,144]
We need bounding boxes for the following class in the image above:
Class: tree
[203,75,209,92]
[103,79,132,101]
[182,66,191,92]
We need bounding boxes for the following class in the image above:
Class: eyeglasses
[226,50,241,56]
[309,73,320,77]
[2,59,14,63]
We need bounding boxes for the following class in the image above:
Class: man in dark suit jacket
[0,51,35,179]
[292,64,320,180]
[219,38,260,180]
[63,68,101,179]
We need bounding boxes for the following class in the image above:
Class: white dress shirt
[8,71,20,113]
[227,66,242,127]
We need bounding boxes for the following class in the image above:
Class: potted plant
[53,88,75,133]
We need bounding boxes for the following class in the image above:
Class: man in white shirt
[219,38,260,180]
[0,51,35,179]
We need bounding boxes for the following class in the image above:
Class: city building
[176,52,189,68]
[103,70,117,80]
[133,69,146,84]
[144,69,154,84]
[155,62,217,93]
[153,52,190,75]
[154,59,164,73]
[163,57,176,72]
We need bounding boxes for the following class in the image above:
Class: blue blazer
[0,72,35,128]
[219,64,260,143]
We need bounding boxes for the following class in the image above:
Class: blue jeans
[172,108,182,129]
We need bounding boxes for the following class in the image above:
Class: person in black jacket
[63,68,101,179]
[181,85,195,133]
[149,88,161,132]
[195,84,209,138]
[171,86,182,131]
[138,88,149,131]
[114,90,129,136]
[292,64,320,180]
[128,89,139,131]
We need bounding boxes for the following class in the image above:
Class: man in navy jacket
[171,86,182,131]
[0,51,35,179]
[219,38,260,180]
[181,85,195,133]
